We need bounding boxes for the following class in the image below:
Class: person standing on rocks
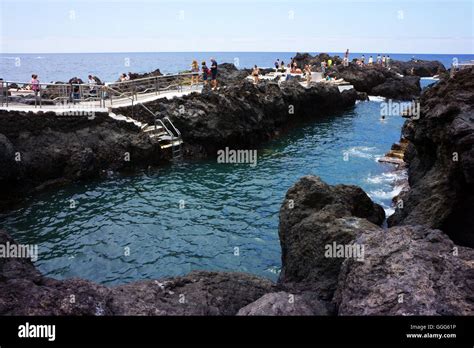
[30,74,40,98]
[274,59,280,71]
[201,61,209,86]
[280,60,285,71]
[377,54,382,65]
[210,58,218,90]
[191,60,199,86]
[252,65,260,84]
[386,55,391,69]
[368,56,373,66]
[305,64,312,86]
[382,55,386,67]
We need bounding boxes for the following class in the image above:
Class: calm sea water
[1,52,472,83]
[0,97,424,285]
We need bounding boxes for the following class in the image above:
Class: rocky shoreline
[1,56,471,316]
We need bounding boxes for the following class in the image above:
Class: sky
[0,0,473,54]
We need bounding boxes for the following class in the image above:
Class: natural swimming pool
[1,99,410,285]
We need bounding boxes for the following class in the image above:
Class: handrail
[136,102,173,137]
[164,116,181,137]
[1,71,199,109]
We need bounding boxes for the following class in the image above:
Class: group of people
[357,54,392,68]
[190,58,218,90]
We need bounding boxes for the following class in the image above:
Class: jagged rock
[388,68,474,247]
[371,76,421,100]
[391,59,446,77]
[292,52,342,69]
[110,271,274,315]
[128,68,162,80]
[334,225,474,315]
[278,176,384,300]
[335,64,421,99]
[116,79,357,157]
[236,291,330,316]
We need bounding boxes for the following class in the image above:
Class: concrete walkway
[0,84,203,114]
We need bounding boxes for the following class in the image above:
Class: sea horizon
[2,51,473,83]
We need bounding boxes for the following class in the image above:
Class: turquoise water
[0,99,411,285]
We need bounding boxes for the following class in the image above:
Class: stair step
[149,132,168,138]
[157,135,177,141]
[160,140,183,149]
[143,125,164,133]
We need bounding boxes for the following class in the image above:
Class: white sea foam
[368,95,386,102]
[368,184,405,200]
[366,171,407,184]
[346,146,380,159]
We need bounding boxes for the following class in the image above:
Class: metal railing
[136,102,182,160]
[0,72,199,109]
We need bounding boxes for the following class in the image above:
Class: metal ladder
[136,103,183,161]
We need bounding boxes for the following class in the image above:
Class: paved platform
[0,85,203,114]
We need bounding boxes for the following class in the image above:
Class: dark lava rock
[116,79,357,157]
[109,271,274,315]
[391,59,446,77]
[0,111,165,206]
[0,229,274,315]
[292,52,342,69]
[388,68,474,247]
[128,68,162,80]
[371,76,421,100]
[278,176,384,300]
[237,291,331,316]
[216,63,249,87]
[334,225,474,315]
[335,64,421,99]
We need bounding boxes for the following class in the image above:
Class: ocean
[1,52,473,83]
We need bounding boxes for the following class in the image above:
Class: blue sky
[1,0,473,53]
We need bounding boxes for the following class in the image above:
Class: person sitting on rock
[119,73,127,82]
[252,65,260,84]
[321,61,326,76]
